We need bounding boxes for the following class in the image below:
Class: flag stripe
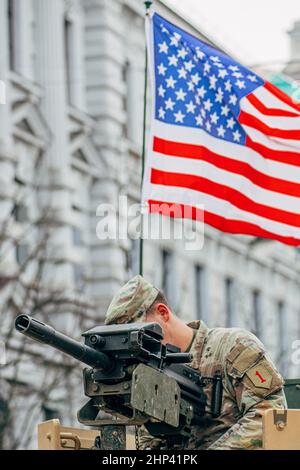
[150,168,300,228]
[148,199,300,246]
[242,97,300,129]
[246,136,300,167]
[244,125,300,151]
[239,110,300,140]
[254,86,300,115]
[145,185,300,237]
[246,93,300,118]
[264,81,300,114]
[154,120,300,179]
[153,136,300,198]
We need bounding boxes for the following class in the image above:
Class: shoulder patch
[246,362,273,389]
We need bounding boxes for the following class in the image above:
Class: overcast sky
[169,0,299,70]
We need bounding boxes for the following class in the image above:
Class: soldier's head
[104,275,183,346]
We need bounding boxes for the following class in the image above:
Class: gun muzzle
[15,314,113,371]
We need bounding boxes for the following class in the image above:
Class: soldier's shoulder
[209,326,265,353]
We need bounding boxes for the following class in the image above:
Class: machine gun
[15,314,223,449]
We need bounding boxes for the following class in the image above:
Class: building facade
[0,0,299,448]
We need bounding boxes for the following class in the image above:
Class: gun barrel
[15,314,113,371]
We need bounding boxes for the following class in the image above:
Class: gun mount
[15,314,222,448]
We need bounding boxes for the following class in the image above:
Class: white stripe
[150,151,300,214]
[254,86,300,116]
[243,125,300,151]
[142,184,300,238]
[151,120,300,183]
[241,96,300,130]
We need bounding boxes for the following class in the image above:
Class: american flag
[142,12,300,245]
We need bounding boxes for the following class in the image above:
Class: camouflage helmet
[104,275,159,325]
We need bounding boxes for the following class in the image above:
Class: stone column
[13,0,35,81]
[85,0,128,316]
[66,0,86,110]
[0,0,13,153]
[34,0,73,290]
[0,0,15,234]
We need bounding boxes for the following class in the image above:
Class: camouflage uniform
[105,276,287,450]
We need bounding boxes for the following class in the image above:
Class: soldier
[105,275,287,450]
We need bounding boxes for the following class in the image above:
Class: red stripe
[239,110,300,140]
[148,199,300,246]
[150,168,300,228]
[153,136,300,197]
[247,137,300,167]
[264,82,300,114]
[247,93,300,118]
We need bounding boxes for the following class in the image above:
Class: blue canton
[152,13,264,145]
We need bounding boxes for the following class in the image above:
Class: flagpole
[139,1,152,276]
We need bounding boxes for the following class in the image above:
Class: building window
[64,17,74,105]
[73,264,84,290]
[161,249,174,302]
[72,227,82,246]
[195,265,207,322]
[225,277,236,327]
[12,204,28,223]
[122,61,130,138]
[8,0,16,71]
[16,244,29,265]
[252,290,262,338]
[277,301,289,376]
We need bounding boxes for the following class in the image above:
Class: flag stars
[210,112,219,124]
[215,88,224,103]
[175,88,187,101]
[195,114,203,126]
[165,97,175,110]
[174,110,185,123]
[205,121,212,132]
[217,125,226,137]
[221,104,230,116]
[168,55,178,67]
[235,79,246,89]
[184,60,195,72]
[158,41,169,54]
[178,67,187,79]
[157,62,167,76]
[247,74,258,82]
[225,80,232,92]
[160,23,169,34]
[187,80,195,91]
[158,85,166,97]
[218,69,228,79]
[229,94,238,105]
[209,74,218,89]
[196,48,205,59]
[158,107,166,119]
[232,71,244,78]
[204,99,213,111]
[165,75,177,88]
[229,65,240,72]
[178,47,188,59]
[186,100,196,114]
[203,61,211,74]
[170,32,181,46]
[226,117,235,129]
[191,73,201,85]
[197,86,207,98]
[233,130,242,142]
